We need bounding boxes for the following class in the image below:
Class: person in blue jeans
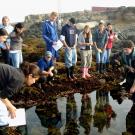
[60,18,78,81]
[38,51,57,86]
[42,12,59,62]
[9,23,25,68]
[0,16,13,64]
[93,22,108,73]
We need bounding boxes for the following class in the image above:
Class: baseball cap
[69,18,76,24]
[45,51,52,57]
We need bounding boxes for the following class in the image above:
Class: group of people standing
[0,11,135,131]
[41,11,117,82]
[0,16,25,68]
[0,16,40,129]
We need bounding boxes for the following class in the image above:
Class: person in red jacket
[106,23,117,70]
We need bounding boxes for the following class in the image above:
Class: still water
[17,90,135,135]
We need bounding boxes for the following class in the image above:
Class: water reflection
[2,91,135,135]
[64,94,79,135]
[79,93,92,135]
[35,98,62,135]
[93,91,116,133]
[123,93,135,135]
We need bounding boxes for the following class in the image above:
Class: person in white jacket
[78,25,93,79]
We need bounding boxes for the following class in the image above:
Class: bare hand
[130,87,135,94]
[8,105,16,119]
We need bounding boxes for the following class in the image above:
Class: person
[64,94,79,135]
[105,23,117,70]
[37,51,57,86]
[79,93,92,134]
[78,25,93,79]
[93,22,108,73]
[60,18,78,81]
[0,16,14,64]
[0,28,8,50]
[35,98,62,135]
[111,40,135,93]
[9,23,25,68]
[0,61,40,127]
[42,12,59,62]
[0,16,14,34]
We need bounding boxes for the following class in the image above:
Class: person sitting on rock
[37,51,57,86]
[111,40,135,93]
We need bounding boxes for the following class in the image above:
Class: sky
[0,0,135,23]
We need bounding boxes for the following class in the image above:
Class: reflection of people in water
[16,125,28,135]
[64,94,79,135]
[110,89,124,104]
[35,98,62,135]
[122,97,135,135]
[79,93,92,135]
[93,91,116,133]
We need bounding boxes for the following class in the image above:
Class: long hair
[14,23,24,33]
[83,25,92,38]
[20,61,40,77]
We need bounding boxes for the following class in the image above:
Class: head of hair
[99,22,104,26]
[14,23,24,33]
[69,18,76,24]
[0,28,8,36]
[107,23,111,26]
[121,40,135,48]
[50,12,58,17]
[20,61,40,77]
[83,25,91,38]
[2,16,9,23]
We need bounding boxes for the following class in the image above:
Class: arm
[42,22,53,44]
[130,80,135,93]
[1,98,16,119]
[0,80,23,119]
[48,66,54,72]
[60,26,71,49]
[103,31,108,50]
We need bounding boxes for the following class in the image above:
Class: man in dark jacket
[111,40,135,93]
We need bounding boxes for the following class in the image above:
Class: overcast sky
[0,0,135,23]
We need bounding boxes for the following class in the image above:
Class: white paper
[8,108,26,127]
[52,40,63,51]
[119,79,126,85]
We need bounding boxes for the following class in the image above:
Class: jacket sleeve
[42,22,53,44]
[0,77,24,99]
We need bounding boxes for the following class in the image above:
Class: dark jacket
[0,63,25,99]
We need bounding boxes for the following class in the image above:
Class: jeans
[96,49,107,64]
[9,50,23,68]
[65,47,77,68]
[106,48,111,63]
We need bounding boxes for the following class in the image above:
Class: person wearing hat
[60,18,78,81]
[37,51,57,86]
